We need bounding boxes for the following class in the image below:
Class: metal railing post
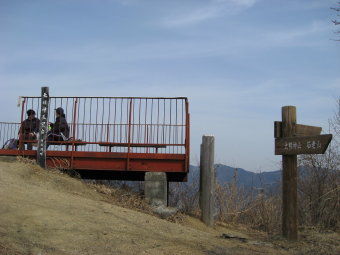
[71,98,78,168]
[126,98,133,170]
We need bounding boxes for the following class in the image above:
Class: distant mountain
[189,164,281,188]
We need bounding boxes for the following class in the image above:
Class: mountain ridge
[189,164,281,188]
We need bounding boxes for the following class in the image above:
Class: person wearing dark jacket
[47,107,70,148]
[19,109,40,150]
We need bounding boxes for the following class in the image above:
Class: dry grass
[0,243,23,255]
[215,181,282,234]
[14,157,186,224]
[2,157,339,255]
[16,156,38,166]
[86,181,187,223]
[90,182,152,212]
[12,156,339,235]
[16,156,79,177]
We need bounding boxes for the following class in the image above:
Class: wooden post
[200,135,215,227]
[275,106,332,240]
[199,143,203,211]
[281,106,298,240]
[37,87,49,168]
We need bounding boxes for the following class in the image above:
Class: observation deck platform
[0,96,190,182]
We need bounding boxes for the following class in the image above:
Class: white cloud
[214,0,257,8]
[264,20,330,45]
[162,0,258,27]
[292,0,336,10]
[163,6,221,27]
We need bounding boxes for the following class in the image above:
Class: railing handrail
[20,96,188,100]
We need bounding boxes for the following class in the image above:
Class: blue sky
[0,0,339,172]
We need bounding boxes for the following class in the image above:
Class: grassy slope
[0,159,338,255]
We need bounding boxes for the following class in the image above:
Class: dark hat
[27,109,35,116]
[55,107,64,115]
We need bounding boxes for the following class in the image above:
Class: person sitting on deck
[19,109,40,150]
[47,107,70,148]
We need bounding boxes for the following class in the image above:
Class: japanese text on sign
[283,140,322,151]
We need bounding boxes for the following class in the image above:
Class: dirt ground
[0,158,339,255]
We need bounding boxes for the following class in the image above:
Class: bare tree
[331,2,340,41]
[298,98,340,230]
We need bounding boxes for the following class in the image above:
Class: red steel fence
[0,96,190,181]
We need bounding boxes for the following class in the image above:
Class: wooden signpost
[275,106,332,241]
[37,87,49,168]
[275,134,332,155]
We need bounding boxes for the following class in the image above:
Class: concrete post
[200,135,215,227]
[199,143,203,210]
[144,172,167,206]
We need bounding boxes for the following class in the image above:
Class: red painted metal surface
[0,96,190,181]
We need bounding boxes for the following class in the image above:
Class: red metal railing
[0,97,190,178]
[15,97,189,153]
[0,122,20,148]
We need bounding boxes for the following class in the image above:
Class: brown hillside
[0,158,338,255]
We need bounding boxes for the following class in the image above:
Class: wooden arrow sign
[274,121,322,138]
[275,134,332,155]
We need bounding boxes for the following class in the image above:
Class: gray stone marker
[144,172,168,206]
[144,172,178,218]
